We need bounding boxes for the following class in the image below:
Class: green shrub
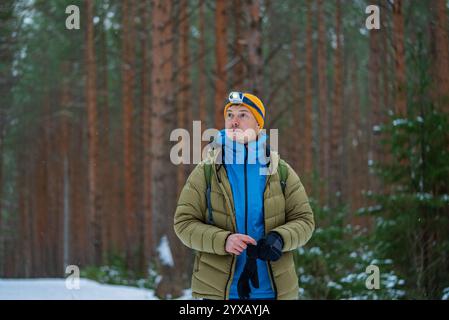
[295,199,406,299]
[80,254,159,290]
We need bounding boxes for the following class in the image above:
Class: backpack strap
[278,159,288,196]
[204,164,214,224]
[266,144,288,196]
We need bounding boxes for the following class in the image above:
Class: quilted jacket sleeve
[173,163,232,255]
[271,162,315,251]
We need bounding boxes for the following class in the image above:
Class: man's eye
[226,113,233,119]
[239,114,247,119]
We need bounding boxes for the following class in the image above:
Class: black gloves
[237,232,284,299]
[257,231,284,262]
[237,244,259,299]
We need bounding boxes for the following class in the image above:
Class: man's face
[224,104,259,143]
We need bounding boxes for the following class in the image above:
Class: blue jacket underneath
[215,130,275,299]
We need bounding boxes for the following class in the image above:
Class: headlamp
[228,91,244,104]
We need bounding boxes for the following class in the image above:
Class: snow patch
[0,278,156,300]
[442,287,449,300]
[392,118,407,126]
[0,278,194,300]
[157,235,174,267]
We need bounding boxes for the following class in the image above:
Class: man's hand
[225,234,257,255]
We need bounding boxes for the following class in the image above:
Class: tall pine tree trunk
[60,63,71,272]
[85,0,102,266]
[317,0,330,203]
[140,0,153,276]
[330,0,343,206]
[368,8,383,200]
[0,0,16,276]
[0,111,3,275]
[214,0,227,128]
[18,148,30,276]
[122,0,138,270]
[70,117,89,267]
[348,56,363,217]
[233,0,245,89]
[98,1,113,262]
[177,0,190,197]
[178,0,193,285]
[304,0,314,190]
[290,24,302,172]
[392,0,407,116]
[61,128,71,272]
[151,0,185,298]
[431,0,449,113]
[246,0,263,95]
[0,95,4,275]
[198,0,207,128]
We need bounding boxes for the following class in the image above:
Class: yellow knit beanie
[223,92,266,129]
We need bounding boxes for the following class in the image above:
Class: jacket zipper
[263,195,278,299]
[262,152,278,299]
[244,144,248,235]
[224,254,235,299]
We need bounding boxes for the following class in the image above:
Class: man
[174,92,314,300]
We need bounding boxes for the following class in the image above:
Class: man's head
[223,92,266,143]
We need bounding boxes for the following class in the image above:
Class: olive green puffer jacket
[173,148,315,300]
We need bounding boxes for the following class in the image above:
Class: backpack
[204,159,288,225]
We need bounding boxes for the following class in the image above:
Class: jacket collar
[204,140,280,176]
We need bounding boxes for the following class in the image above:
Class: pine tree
[369,35,449,298]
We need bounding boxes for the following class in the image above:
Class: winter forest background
[0,0,449,299]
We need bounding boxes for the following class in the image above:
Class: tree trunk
[348,56,362,217]
[0,0,15,276]
[246,0,263,95]
[380,2,392,169]
[140,0,153,277]
[317,0,330,203]
[36,118,49,276]
[304,0,314,190]
[392,0,407,116]
[178,0,194,285]
[290,24,302,172]
[51,97,64,276]
[214,0,228,128]
[85,0,102,266]
[233,0,245,89]
[98,1,113,264]
[122,0,138,271]
[0,111,4,276]
[0,36,8,277]
[431,0,449,113]
[18,148,30,277]
[368,6,383,200]
[330,0,343,206]
[198,0,207,128]
[151,0,185,299]
[177,0,190,197]
[0,103,4,274]
[60,63,71,271]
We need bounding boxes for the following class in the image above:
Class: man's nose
[231,118,239,127]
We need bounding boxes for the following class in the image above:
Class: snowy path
[0,278,192,300]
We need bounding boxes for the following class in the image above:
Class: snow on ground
[0,278,193,300]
